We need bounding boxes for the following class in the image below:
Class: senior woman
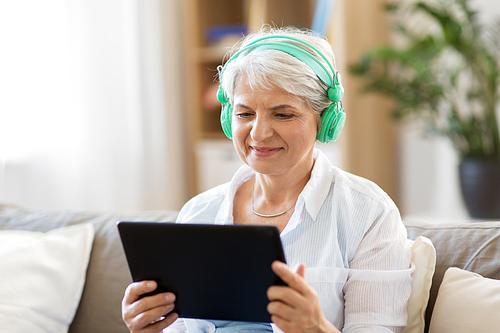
[122,26,413,333]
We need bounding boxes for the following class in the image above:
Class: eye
[275,113,294,120]
[234,111,254,118]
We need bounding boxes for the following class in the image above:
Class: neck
[251,171,310,218]
[253,167,312,202]
[251,178,298,218]
[249,151,315,218]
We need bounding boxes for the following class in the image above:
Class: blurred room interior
[1,0,499,221]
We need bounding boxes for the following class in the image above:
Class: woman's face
[231,77,318,177]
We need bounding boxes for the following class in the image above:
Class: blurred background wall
[0,0,187,212]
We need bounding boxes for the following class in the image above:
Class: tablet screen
[117,221,287,323]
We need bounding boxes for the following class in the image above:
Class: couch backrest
[5,203,499,333]
[406,221,500,333]
[0,204,179,333]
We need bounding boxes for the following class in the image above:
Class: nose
[250,114,274,141]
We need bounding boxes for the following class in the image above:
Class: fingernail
[147,281,155,289]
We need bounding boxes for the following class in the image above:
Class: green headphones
[217,35,346,143]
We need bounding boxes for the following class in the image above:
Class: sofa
[405,220,500,333]
[1,203,500,333]
[0,203,178,333]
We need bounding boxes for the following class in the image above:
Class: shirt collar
[300,148,335,221]
[214,164,254,225]
[214,148,335,225]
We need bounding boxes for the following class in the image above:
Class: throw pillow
[402,236,436,333]
[429,267,500,333]
[0,224,94,333]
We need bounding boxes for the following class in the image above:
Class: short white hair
[218,26,339,120]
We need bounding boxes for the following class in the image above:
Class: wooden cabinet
[181,0,316,196]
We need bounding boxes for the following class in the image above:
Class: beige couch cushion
[429,267,500,333]
[402,236,436,333]
[0,204,178,333]
[0,224,94,333]
[405,221,500,333]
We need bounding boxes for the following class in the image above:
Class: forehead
[233,77,305,106]
[232,77,321,127]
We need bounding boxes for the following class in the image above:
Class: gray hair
[218,26,339,121]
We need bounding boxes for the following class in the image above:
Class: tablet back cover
[117,222,286,323]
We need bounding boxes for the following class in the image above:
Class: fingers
[295,263,306,278]
[123,281,158,305]
[122,281,178,333]
[269,315,294,333]
[267,261,327,332]
[267,296,297,319]
[271,261,310,296]
[129,307,178,333]
[268,261,312,314]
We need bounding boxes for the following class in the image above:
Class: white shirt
[167,149,413,333]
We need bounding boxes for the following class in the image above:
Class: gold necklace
[251,181,296,218]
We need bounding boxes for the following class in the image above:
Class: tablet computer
[117,221,287,323]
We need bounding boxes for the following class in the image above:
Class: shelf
[197,43,237,63]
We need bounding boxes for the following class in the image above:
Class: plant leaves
[348,0,500,160]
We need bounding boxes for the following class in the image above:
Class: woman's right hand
[122,280,179,333]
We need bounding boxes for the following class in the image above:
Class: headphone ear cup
[220,103,233,139]
[217,85,229,104]
[330,106,346,142]
[317,104,346,143]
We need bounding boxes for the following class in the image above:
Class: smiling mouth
[251,147,282,154]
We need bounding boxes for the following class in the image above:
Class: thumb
[294,263,306,278]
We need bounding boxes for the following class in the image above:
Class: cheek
[231,120,249,148]
[231,118,242,140]
[231,123,250,163]
[292,120,318,144]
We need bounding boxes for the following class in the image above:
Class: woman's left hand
[267,261,341,333]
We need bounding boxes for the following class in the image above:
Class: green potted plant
[350,0,500,219]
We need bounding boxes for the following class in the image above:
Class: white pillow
[0,224,94,333]
[402,236,436,333]
[429,267,500,333]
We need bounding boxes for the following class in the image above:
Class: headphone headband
[244,42,333,86]
[219,35,336,87]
